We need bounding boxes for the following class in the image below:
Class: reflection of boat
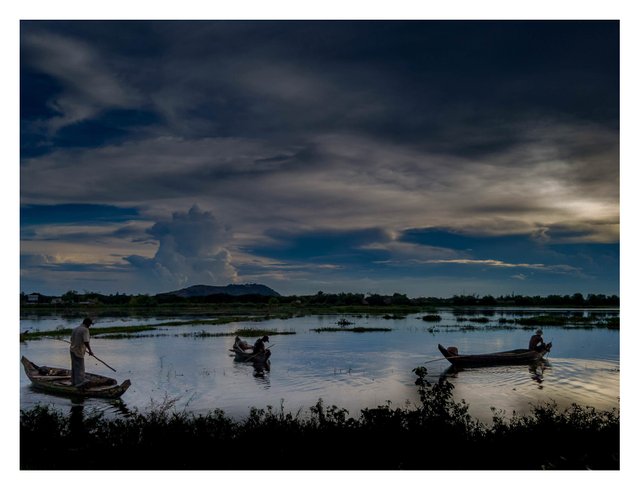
[21,356,131,399]
[253,361,271,378]
[437,343,552,368]
[232,346,271,363]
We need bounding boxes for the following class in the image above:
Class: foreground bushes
[20,368,619,470]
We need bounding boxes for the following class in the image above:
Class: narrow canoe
[21,356,131,399]
[232,346,271,363]
[437,343,552,368]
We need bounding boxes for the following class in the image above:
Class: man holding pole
[70,317,94,387]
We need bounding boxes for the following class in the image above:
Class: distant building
[26,293,40,303]
[51,297,62,304]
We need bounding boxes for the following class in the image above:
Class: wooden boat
[232,345,271,363]
[437,343,552,368]
[21,356,131,399]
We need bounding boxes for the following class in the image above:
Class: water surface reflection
[20,310,619,423]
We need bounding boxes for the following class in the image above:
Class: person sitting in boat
[234,336,251,351]
[253,335,270,354]
[528,329,547,352]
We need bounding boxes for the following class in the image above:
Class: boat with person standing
[21,356,131,399]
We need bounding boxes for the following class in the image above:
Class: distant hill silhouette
[158,283,281,298]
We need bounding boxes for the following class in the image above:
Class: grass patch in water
[21,325,158,340]
[20,317,284,341]
[95,328,297,340]
[311,327,392,333]
[515,314,618,328]
[467,316,490,323]
[183,328,296,338]
[516,315,572,326]
[452,316,491,323]
[382,314,406,320]
[96,333,171,339]
[144,316,262,327]
[421,314,442,322]
[605,318,620,329]
[336,318,354,326]
[459,324,519,331]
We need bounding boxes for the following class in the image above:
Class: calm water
[19,309,620,423]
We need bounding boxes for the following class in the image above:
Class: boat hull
[21,356,131,399]
[232,346,271,363]
[437,343,551,368]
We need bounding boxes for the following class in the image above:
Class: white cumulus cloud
[125,205,237,291]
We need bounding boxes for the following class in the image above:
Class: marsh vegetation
[311,327,393,333]
[20,367,619,470]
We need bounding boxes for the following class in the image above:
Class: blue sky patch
[21,204,140,226]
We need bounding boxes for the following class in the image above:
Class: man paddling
[70,317,95,387]
[253,335,270,354]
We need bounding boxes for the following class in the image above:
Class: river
[19,308,620,423]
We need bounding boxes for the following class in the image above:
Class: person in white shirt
[70,317,94,387]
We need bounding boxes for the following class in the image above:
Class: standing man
[70,317,94,387]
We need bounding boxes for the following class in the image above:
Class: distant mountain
[158,283,281,298]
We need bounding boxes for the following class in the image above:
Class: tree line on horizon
[21,290,619,308]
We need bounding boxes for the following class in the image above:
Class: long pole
[423,358,449,364]
[87,352,117,372]
[48,337,117,372]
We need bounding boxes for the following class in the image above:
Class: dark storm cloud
[21,21,619,148]
[399,227,618,282]
[20,204,149,246]
[19,20,619,296]
[248,227,394,263]
[21,28,144,133]
[245,224,617,284]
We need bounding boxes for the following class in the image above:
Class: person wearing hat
[528,329,547,352]
[70,317,95,387]
[253,335,270,355]
[233,335,251,351]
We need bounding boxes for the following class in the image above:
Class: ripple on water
[539,358,620,406]
[441,357,619,422]
[20,312,619,421]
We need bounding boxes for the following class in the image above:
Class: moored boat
[437,343,551,368]
[21,356,131,399]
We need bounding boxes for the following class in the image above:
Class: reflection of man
[528,329,547,352]
[70,317,94,386]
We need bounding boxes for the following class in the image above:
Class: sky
[18,19,621,298]
[5,2,639,487]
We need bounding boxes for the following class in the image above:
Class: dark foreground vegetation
[21,368,619,470]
